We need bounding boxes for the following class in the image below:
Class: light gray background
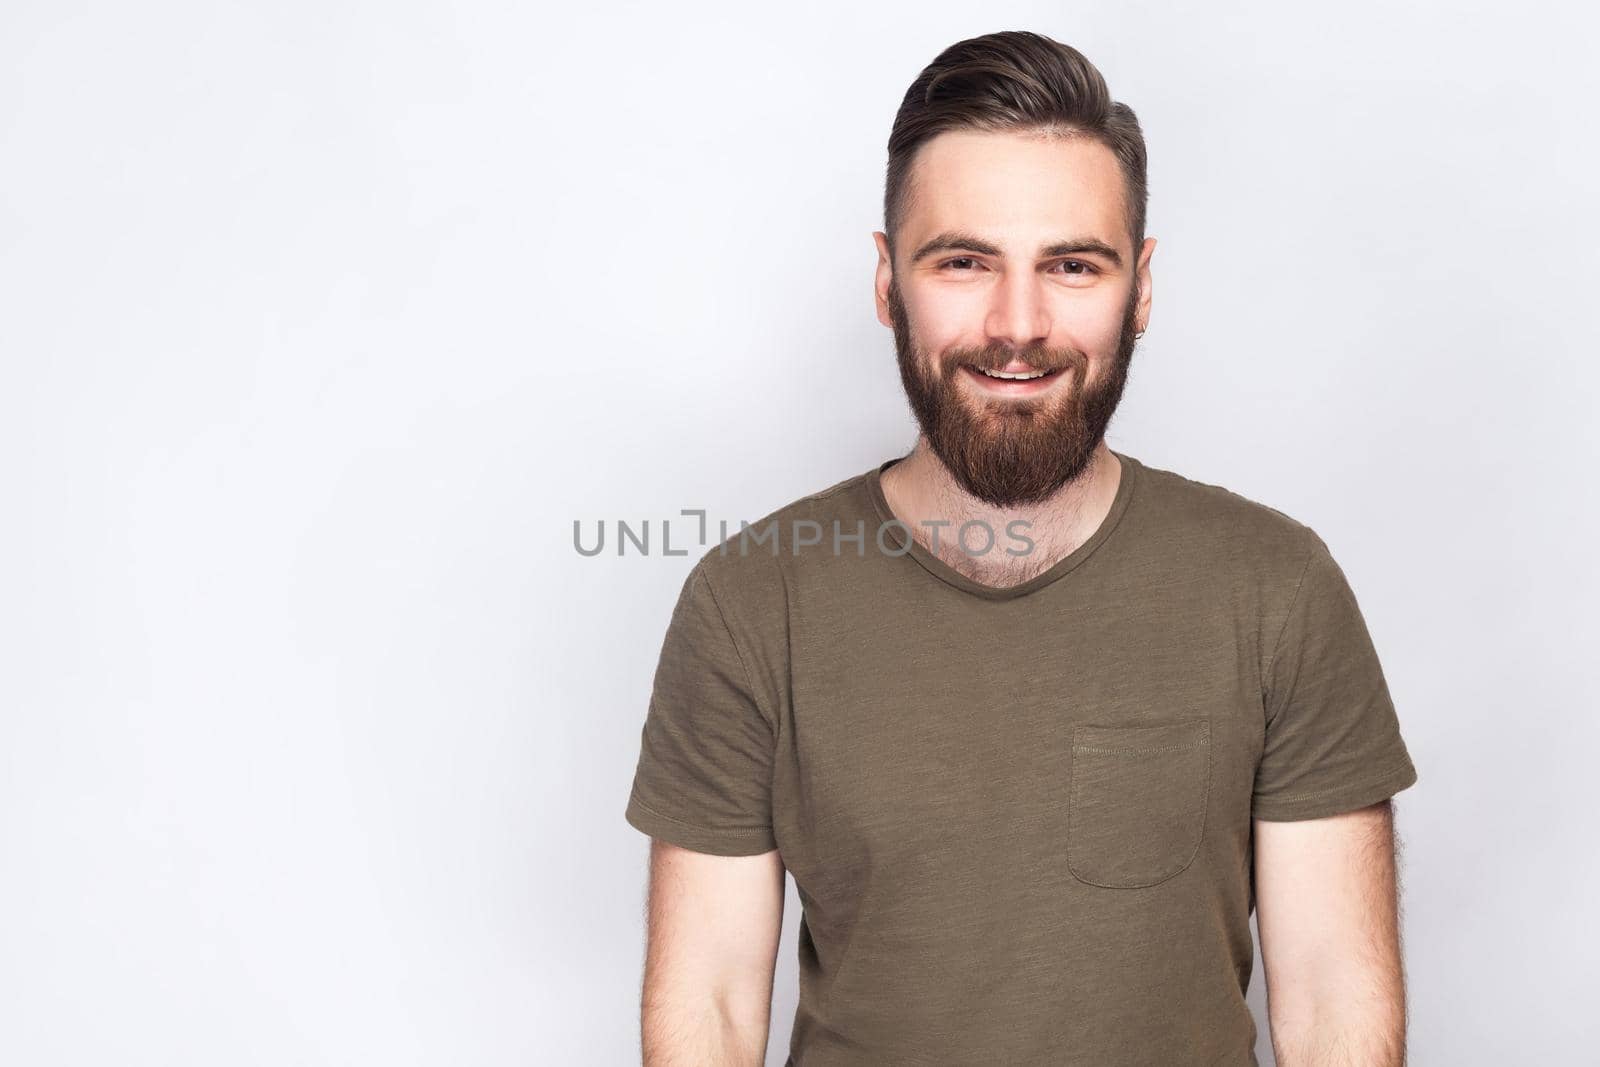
[2,1,1595,1063]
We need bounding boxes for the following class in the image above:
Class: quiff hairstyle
[883,31,1150,266]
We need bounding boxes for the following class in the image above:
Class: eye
[1051,259,1099,276]
[939,256,984,272]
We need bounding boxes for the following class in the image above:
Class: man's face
[875,130,1155,508]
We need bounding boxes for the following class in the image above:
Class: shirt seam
[799,472,870,506]
[1257,761,1415,804]
[629,790,775,840]
[695,562,778,736]
[1261,531,1321,719]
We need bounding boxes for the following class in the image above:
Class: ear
[872,231,895,329]
[1133,236,1157,333]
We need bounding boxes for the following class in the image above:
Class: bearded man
[624,30,1420,1067]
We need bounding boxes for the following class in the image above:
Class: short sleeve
[624,561,778,855]
[1252,534,1419,821]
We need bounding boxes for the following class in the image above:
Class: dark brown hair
[884,31,1149,265]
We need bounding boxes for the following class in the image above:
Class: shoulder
[1124,453,1326,580]
[687,464,878,611]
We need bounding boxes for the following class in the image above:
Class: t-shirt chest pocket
[1066,719,1212,888]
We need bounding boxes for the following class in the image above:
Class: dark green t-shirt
[625,450,1419,1065]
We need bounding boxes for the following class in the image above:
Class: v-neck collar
[864,449,1142,601]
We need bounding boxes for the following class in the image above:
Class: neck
[880,437,1122,587]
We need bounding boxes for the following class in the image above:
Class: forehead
[900,129,1128,256]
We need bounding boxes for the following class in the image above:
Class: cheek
[905,290,973,353]
[1062,298,1128,352]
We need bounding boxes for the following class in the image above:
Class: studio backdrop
[1,1,1596,1064]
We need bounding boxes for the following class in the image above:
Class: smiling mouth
[959,363,1068,391]
[972,366,1059,380]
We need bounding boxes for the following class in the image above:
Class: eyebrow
[909,230,1125,270]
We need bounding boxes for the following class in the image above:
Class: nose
[984,268,1052,353]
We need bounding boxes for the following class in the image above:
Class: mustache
[939,344,1088,375]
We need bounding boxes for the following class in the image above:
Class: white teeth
[979,368,1051,380]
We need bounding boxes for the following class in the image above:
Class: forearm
[1269,991,1406,1066]
[641,988,770,1066]
[1257,802,1411,1066]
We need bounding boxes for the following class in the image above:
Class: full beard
[888,277,1141,509]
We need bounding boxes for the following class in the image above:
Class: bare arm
[1254,799,1410,1066]
[638,840,786,1066]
